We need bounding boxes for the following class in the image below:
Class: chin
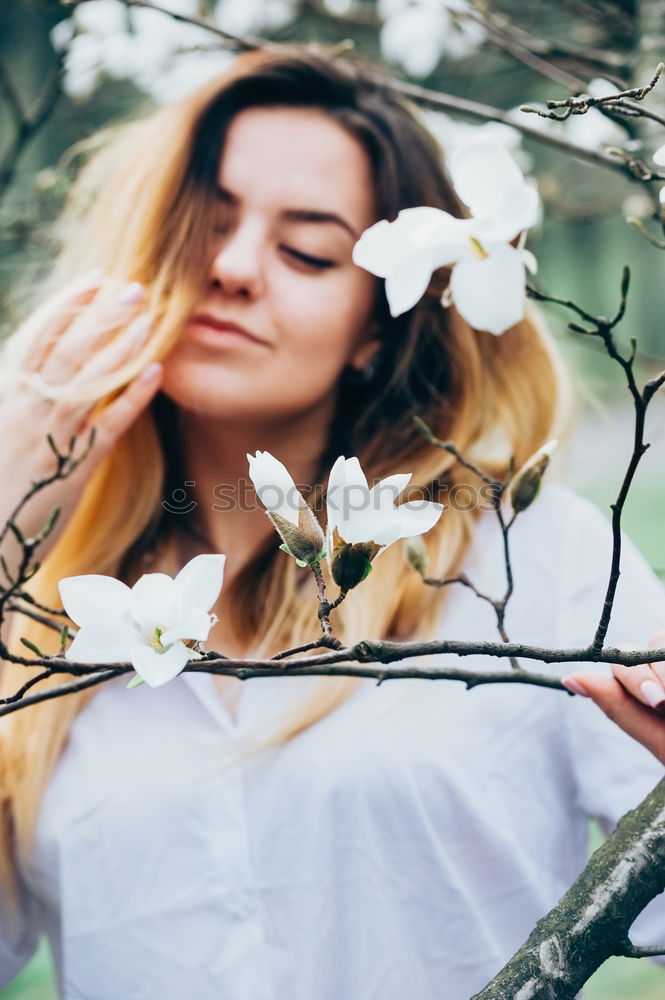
[160,361,338,428]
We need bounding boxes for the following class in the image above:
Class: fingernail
[127,314,152,342]
[139,362,162,383]
[117,281,144,305]
[639,679,665,708]
[561,677,591,697]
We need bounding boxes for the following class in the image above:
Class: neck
[174,407,333,582]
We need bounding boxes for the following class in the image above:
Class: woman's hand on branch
[563,633,665,765]
[0,271,163,575]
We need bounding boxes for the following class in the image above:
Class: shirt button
[227,892,255,919]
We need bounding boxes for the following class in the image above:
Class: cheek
[275,269,376,364]
[159,269,376,419]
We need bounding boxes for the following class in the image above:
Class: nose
[209,219,264,299]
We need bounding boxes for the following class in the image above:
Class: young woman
[0,45,663,1000]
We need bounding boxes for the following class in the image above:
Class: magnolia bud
[330,541,378,591]
[403,535,428,574]
[270,499,326,567]
[509,440,557,514]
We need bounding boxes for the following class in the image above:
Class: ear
[348,327,382,374]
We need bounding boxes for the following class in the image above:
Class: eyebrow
[216,187,358,240]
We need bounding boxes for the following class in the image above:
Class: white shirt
[2,486,664,999]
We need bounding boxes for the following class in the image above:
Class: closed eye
[281,246,336,270]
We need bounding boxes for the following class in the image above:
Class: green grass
[584,821,665,999]
[3,920,665,999]
[0,942,54,998]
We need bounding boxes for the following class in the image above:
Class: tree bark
[471,777,665,999]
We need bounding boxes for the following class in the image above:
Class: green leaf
[20,637,45,658]
[46,434,60,459]
[126,674,146,689]
[42,506,61,540]
[0,555,14,585]
[59,624,69,654]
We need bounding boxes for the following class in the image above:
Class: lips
[189,314,267,346]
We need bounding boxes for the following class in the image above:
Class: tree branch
[413,418,520,664]
[98,0,648,181]
[0,55,63,200]
[3,638,665,717]
[620,942,665,959]
[470,777,665,1000]
[6,599,70,635]
[528,270,665,651]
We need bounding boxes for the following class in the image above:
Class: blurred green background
[1,0,664,996]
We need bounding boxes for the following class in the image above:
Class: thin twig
[6,599,70,635]
[0,669,124,713]
[463,9,586,91]
[413,417,522,666]
[620,943,665,959]
[412,417,499,487]
[0,55,63,200]
[100,0,645,182]
[122,0,266,50]
[3,640,665,717]
[0,62,26,131]
[9,591,68,618]
[0,668,59,704]
[308,562,345,643]
[271,636,341,660]
[528,269,665,651]
[535,63,664,120]
[0,430,95,552]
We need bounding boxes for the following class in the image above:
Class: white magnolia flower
[425,110,523,156]
[378,0,485,78]
[141,49,236,105]
[214,0,298,34]
[653,144,665,167]
[379,2,447,78]
[326,456,443,589]
[247,451,325,565]
[72,0,127,35]
[564,107,626,151]
[353,138,538,334]
[60,32,105,101]
[52,0,230,104]
[59,554,226,687]
[323,0,353,13]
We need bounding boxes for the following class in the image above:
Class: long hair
[0,45,569,877]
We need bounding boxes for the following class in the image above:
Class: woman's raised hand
[563,633,665,766]
[0,271,163,576]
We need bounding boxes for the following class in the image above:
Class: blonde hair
[0,46,569,883]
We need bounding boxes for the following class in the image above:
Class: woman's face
[161,106,379,428]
